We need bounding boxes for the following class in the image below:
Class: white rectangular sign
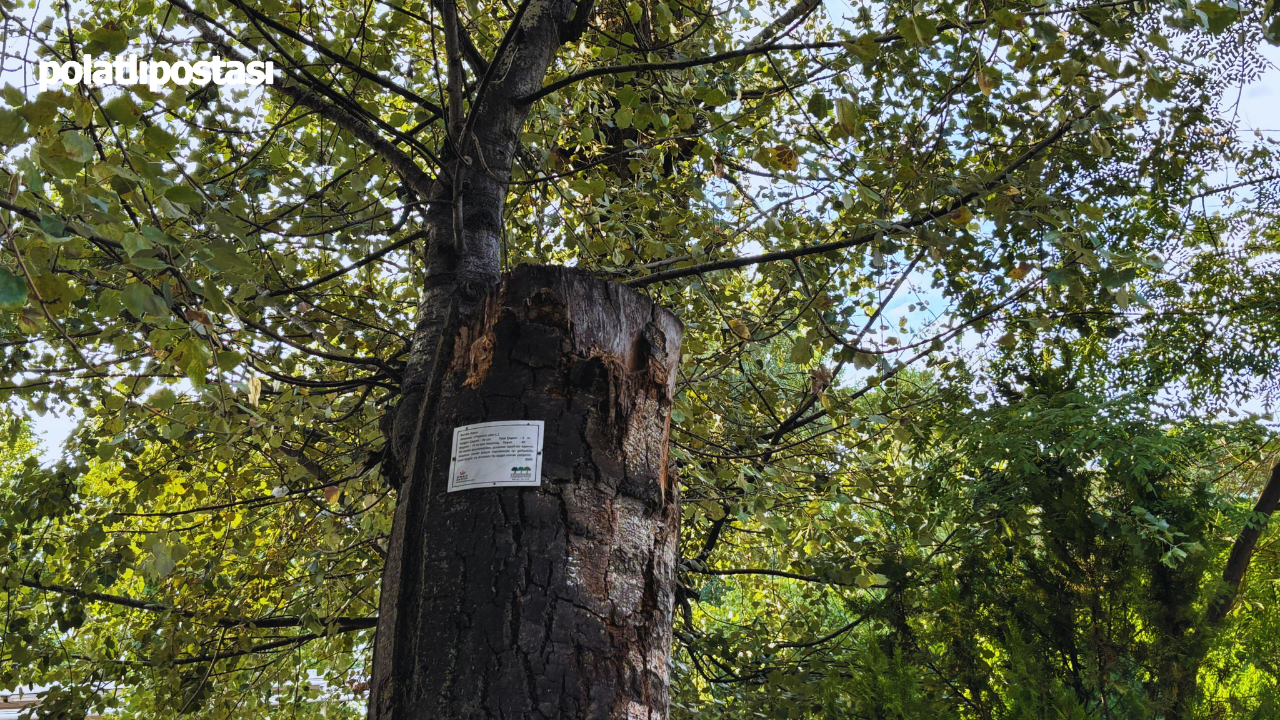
[447,420,544,492]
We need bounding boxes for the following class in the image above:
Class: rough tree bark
[176,0,685,712]
[370,265,683,719]
[388,0,597,489]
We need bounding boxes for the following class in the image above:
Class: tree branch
[517,39,849,104]
[226,0,445,117]
[682,565,857,586]
[518,1,1142,104]
[422,0,492,75]
[267,230,427,297]
[1207,462,1280,625]
[626,101,1101,287]
[14,578,377,630]
[169,0,438,199]
[1190,173,1280,200]
[747,0,823,48]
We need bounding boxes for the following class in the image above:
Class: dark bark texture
[388,0,596,492]
[371,265,683,720]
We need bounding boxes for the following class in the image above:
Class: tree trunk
[1206,462,1280,625]
[370,265,683,720]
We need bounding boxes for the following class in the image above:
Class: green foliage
[674,370,1278,719]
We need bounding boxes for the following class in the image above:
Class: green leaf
[151,541,176,577]
[0,109,27,145]
[121,283,153,317]
[0,268,29,311]
[805,92,830,118]
[216,350,243,372]
[835,98,858,133]
[898,15,937,45]
[697,87,730,107]
[15,95,58,127]
[789,339,813,363]
[992,9,1023,30]
[87,22,128,54]
[123,232,153,257]
[103,96,141,128]
[1101,267,1137,289]
[1,83,23,107]
[897,17,921,45]
[141,225,179,246]
[149,387,177,410]
[38,215,67,240]
[616,85,640,108]
[61,130,95,163]
[32,274,69,305]
[129,255,169,270]
[164,185,203,204]
[1194,0,1239,33]
[1090,131,1113,158]
[844,34,880,61]
[143,125,179,152]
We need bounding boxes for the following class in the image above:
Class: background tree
[1,0,1280,716]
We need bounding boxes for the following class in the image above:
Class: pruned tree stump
[371,265,683,720]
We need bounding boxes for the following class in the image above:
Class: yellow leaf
[977,69,993,97]
[1008,262,1034,280]
[770,144,799,171]
[948,206,973,225]
[728,319,751,339]
[323,485,341,504]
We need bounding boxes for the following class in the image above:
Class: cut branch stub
[371,265,683,720]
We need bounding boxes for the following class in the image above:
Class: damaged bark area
[371,265,683,720]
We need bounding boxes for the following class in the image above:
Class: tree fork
[371,265,683,719]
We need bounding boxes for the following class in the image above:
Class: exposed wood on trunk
[371,265,683,719]
[387,0,589,492]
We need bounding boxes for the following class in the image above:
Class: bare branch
[747,0,822,48]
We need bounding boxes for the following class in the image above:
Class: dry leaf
[182,307,211,326]
[247,376,261,407]
[809,366,833,395]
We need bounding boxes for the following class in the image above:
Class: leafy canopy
[1,0,1279,716]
